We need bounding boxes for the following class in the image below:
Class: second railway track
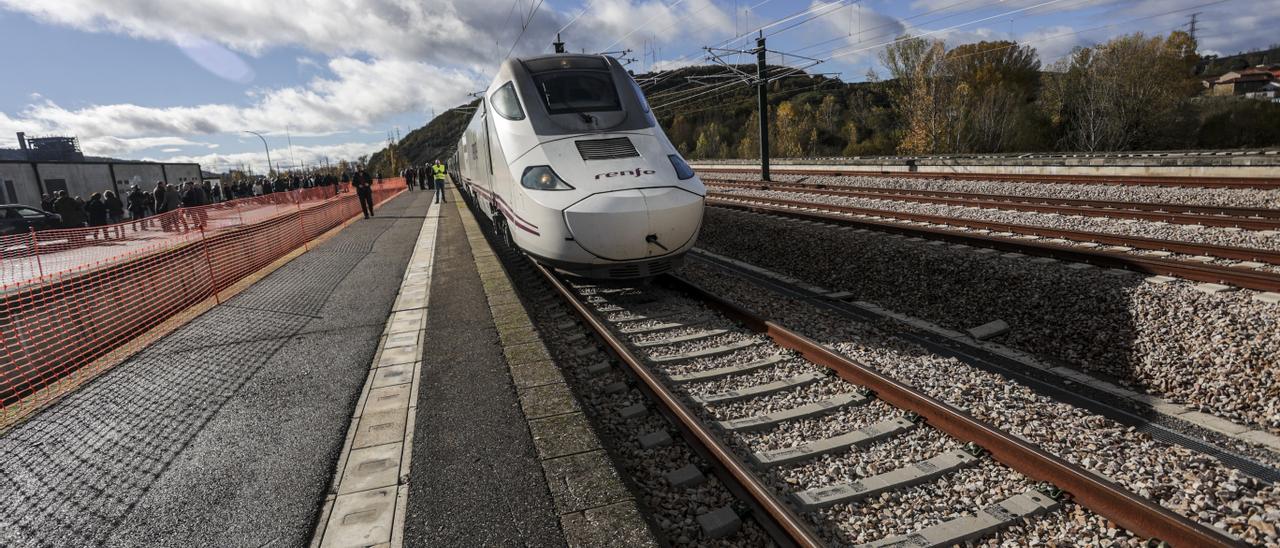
[704,179,1280,231]
[535,263,1243,546]
[704,193,1280,293]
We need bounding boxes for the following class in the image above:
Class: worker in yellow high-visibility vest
[431,160,447,204]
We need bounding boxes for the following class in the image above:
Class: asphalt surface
[0,190,432,548]
[404,196,565,547]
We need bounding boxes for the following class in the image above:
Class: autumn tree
[1042,31,1201,151]
[947,41,1042,152]
[880,36,959,154]
[773,101,819,157]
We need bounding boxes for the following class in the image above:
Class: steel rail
[706,179,1280,229]
[707,192,1280,266]
[657,274,1242,547]
[532,261,824,548]
[695,166,1280,190]
[706,195,1280,292]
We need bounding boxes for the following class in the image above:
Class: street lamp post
[244,130,273,177]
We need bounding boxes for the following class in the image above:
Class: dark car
[0,205,61,236]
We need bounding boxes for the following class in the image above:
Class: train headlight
[668,154,695,180]
[521,166,575,191]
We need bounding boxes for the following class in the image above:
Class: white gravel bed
[813,460,1038,545]
[640,332,766,361]
[703,172,1280,210]
[697,207,1280,434]
[673,357,823,397]
[701,377,855,420]
[680,258,1280,545]
[732,400,902,453]
[720,188,1280,252]
[654,346,796,378]
[987,502,1145,546]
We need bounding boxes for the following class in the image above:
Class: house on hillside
[1206,66,1280,98]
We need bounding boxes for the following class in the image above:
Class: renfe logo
[594,168,656,180]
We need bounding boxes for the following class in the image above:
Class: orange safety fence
[0,179,407,423]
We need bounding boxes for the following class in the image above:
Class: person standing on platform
[128,185,148,230]
[104,190,125,238]
[431,160,447,204]
[404,166,415,191]
[355,169,375,218]
[85,193,108,239]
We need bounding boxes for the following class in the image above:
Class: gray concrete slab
[0,190,434,548]
[403,199,563,547]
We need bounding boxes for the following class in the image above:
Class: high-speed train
[451,54,705,279]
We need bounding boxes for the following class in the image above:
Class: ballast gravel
[695,206,1280,435]
[713,187,1280,253]
[580,284,1147,545]
[676,257,1280,546]
[704,172,1280,210]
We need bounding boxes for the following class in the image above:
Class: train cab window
[532,71,621,115]
[490,82,525,120]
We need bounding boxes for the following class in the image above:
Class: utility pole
[1187,12,1201,45]
[553,33,566,54]
[756,32,771,182]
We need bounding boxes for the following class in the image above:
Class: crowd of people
[33,168,386,238]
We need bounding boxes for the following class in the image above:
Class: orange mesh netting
[1,179,406,423]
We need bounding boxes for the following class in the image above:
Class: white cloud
[4,56,478,155]
[0,0,570,70]
[149,141,387,173]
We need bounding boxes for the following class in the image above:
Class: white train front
[451,54,705,279]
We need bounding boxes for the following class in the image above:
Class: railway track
[695,166,1280,190]
[705,193,1280,293]
[535,265,1242,546]
[704,179,1280,231]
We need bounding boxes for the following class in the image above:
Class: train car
[452,54,705,279]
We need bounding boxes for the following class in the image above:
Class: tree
[1042,32,1201,151]
[881,36,958,154]
[947,41,1042,152]
[773,101,818,157]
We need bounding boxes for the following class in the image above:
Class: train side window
[490,82,525,121]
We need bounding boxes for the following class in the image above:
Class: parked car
[1,205,61,236]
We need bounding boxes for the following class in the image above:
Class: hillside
[1196,46,1280,77]
[367,99,478,175]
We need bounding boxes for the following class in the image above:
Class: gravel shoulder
[696,206,1280,436]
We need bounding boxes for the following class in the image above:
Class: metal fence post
[198,224,220,304]
[29,228,44,279]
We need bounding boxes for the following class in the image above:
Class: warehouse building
[0,133,202,208]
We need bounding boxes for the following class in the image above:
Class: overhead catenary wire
[504,0,548,59]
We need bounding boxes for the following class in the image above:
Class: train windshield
[532,70,622,115]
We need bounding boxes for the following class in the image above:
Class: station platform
[0,184,652,547]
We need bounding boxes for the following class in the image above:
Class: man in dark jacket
[53,191,83,229]
[355,169,375,218]
[85,193,108,239]
[128,185,148,230]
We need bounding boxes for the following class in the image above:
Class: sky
[0,0,1274,173]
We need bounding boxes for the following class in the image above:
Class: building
[1207,66,1280,96]
[0,133,202,208]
